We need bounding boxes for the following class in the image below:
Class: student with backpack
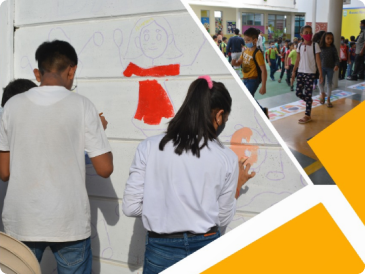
[232,28,269,118]
[291,25,323,124]
[266,41,280,81]
[318,32,340,108]
[285,42,297,91]
[278,40,289,83]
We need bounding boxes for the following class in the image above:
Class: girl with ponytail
[122,76,255,273]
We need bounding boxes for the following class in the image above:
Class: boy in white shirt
[291,25,323,124]
[0,40,113,273]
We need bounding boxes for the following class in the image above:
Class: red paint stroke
[230,127,259,166]
[134,79,175,125]
[123,62,180,77]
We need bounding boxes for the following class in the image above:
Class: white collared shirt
[0,86,111,241]
[122,134,239,234]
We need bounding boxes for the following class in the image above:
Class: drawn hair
[159,79,232,158]
[319,32,334,48]
[2,79,37,107]
[124,17,183,60]
[35,40,78,75]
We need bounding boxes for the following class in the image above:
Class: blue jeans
[319,67,334,98]
[243,78,265,112]
[23,237,92,274]
[269,58,277,79]
[347,60,354,77]
[143,231,221,273]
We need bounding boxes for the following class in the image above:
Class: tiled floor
[257,76,365,185]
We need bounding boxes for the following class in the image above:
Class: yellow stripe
[304,160,323,176]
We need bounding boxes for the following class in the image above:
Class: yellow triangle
[203,204,364,273]
[308,101,365,225]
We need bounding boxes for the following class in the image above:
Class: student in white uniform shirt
[122,75,256,274]
[0,40,113,273]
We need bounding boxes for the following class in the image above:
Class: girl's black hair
[159,78,232,158]
[313,31,326,44]
[319,32,334,48]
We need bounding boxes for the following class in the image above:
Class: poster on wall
[227,21,236,34]
[215,18,223,34]
[201,17,210,33]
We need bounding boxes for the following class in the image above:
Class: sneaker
[271,77,275,81]
[290,86,294,91]
[278,79,281,83]
[347,76,358,80]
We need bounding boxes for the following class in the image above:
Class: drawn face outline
[136,21,170,59]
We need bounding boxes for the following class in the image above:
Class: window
[242,13,263,26]
[268,14,287,38]
[215,10,223,34]
[295,15,305,38]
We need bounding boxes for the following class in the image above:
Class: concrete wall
[0,0,306,273]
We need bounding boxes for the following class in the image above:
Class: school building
[189,0,360,41]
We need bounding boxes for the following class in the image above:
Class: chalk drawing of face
[137,21,169,59]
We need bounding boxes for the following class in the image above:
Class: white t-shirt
[122,134,239,234]
[257,35,263,50]
[297,42,321,74]
[0,86,111,242]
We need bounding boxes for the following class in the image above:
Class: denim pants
[269,58,277,79]
[243,78,265,113]
[347,60,354,77]
[319,67,334,98]
[23,237,92,274]
[296,73,316,116]
[143,231,221,274]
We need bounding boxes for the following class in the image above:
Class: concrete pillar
[312,0,317,32]
[327,0,343,88]
[291,13,295,40]
[236,8,242,35]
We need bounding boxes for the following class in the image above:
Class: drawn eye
[156,34,162,41]
[144,34,150,41]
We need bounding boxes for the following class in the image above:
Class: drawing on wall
[201,17,210,32]
[227,21,236,34]
[114,17,206,137]
[215,17,223,34]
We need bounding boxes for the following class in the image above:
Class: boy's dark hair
[345,39,349,44]
[234,29,240,35]
[274,38,278,42]
[1,79,37,107]
[319,32,334,48]
[223,37,227,41]
[350,41,356,47]
[285,39,290,43]
[217,30,222,35]
[350,36,356,41]
[35,40,78,75]
[159,79,232,158]
[361,19,365,25]
[288,42,294,47]
[300,25,312,33]
[341,36,345,40]
[213,35,217,39]
[243,27,259,39]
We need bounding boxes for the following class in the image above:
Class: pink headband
[198,75,213,89]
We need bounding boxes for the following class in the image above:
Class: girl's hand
[334,66,339,71]
[237,157,256,190]
[319,75,324,84]
[285,66,289,70]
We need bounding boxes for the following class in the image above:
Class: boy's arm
[285,52,289,68]
[259,64,267,95]
[0,151,10,182]
[316,53,323,83]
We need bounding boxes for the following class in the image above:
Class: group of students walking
[214,22,360,124]
[0,40,256,274]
